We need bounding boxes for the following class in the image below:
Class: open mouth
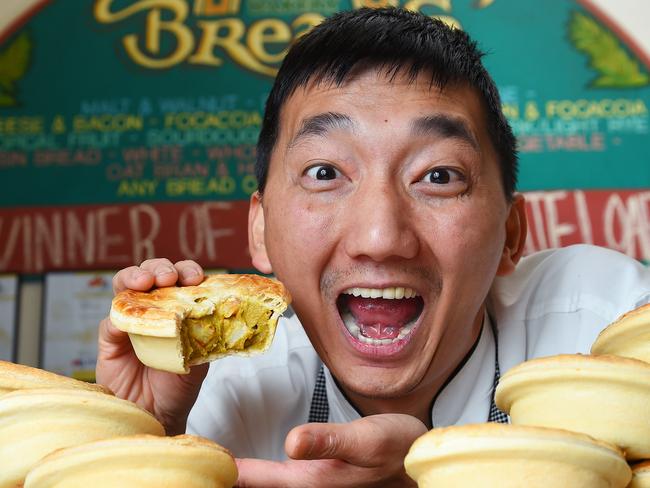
[336,287,424,347]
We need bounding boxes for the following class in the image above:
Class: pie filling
[337,287,424,346]
[181,296,274,361]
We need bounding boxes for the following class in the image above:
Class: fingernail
[180,268,199,280]
[300,432,316,458]
[156,265,175,276]
[133,269,149,279]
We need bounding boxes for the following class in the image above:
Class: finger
[112,266,155,294]
[235,459,294,488]
[286,414,427,466]
[97,317,130,352]
[286,424,355,462]
[181,362,209,388]
[139,258,179,288]
[235,458,341,488]
[173,260,204,285]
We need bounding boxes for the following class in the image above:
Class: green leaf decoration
[0,93,17,107]
[568,11,649,88]
[0,31,32,106]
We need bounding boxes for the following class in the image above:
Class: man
[98,7,650,487]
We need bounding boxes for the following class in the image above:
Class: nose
[342,181,419,262]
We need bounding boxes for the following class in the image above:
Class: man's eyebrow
[410,114,479,150]
[287,112,356,149]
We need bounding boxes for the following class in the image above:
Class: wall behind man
[0,0,648,373]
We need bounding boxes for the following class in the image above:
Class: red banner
[523,190,650,261]
[0,189,648,273]
[0,200,251,273]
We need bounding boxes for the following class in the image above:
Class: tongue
[347,296,419,340]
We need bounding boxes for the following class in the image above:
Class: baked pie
[110,274,290,374]
[496,354,650,459]
[404,423,630,487]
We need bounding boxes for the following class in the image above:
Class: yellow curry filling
[181,296,274,362]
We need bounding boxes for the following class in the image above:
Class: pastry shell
[0,360,111,396]
[404,423,630,488]
[591,303,650,362]
[0,388,164,488]
[630,461,650,488]
[495,354,650,459]
[110,274,290,374]
[24,434,238,488]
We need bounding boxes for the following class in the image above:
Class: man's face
[250,69,521,407]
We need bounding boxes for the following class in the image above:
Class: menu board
[0,0,648,271]
[0,274,18,361]
[41,271,114,380]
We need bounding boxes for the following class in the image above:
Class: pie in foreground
[404,423,630,487]
[591,303,650,363]
[496,354,650,459]
[0,360,110,396]
[0,388,164,488]
[24,434,237,488]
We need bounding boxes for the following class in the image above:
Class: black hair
[255,7,518,199]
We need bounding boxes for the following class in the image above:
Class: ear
[248,191,273,274]
[496,193,528,276]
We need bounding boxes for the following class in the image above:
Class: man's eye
[420,167,463,184]
[305,164,341,180]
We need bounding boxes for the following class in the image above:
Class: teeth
[397,326,411,339]
[357,334,394,346]
[340,287,421,346]
[347,322,360,337]
[382,288,395,299]
[342,312,417,345]
[343,287,419,299]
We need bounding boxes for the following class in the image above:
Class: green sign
[0,0,648,208]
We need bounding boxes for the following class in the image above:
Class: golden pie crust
[630,461,650,488]
[110,274,291,373]
[496,354,650,459]
[0,388,164,488]
[24,434,237,488]
[0,360,111,396]
[591,303,650,363]
[404,423,630,488]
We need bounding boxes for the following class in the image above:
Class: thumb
[179,362,209,388]
[98,317,131,354]
[286,414,427,466]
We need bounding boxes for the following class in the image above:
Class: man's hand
[236,414,427,487]
[96,258,207,435]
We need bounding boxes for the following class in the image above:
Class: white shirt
[187,245,650,460]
